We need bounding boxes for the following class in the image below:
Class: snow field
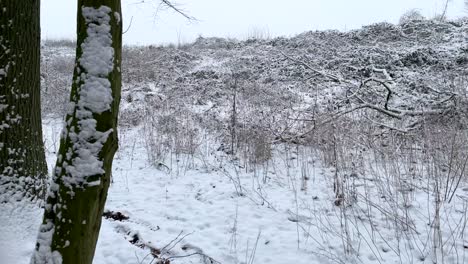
[2,116,468,264]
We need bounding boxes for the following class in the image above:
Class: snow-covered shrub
[399,9,425,25]
[236,126,272,165]
[246,26,271,41]
[192,36,238,50]
[42,39,76,48]
[400,48,439,67]
[41,47,74,117]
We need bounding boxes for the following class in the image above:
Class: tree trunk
[0,0,48,202]
[32,1,122,263]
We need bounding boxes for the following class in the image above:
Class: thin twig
[160,0,197,21]
[123,16,134,35]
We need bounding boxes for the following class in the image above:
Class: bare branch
[123,16,134,35]
[362,77,394,110]
[160,0,197,21]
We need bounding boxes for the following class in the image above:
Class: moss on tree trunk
[0,0,48,202]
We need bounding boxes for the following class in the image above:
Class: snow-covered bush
[399,9,425,25]
[40,43,75,117]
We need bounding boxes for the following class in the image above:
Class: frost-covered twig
[280,51,343,83]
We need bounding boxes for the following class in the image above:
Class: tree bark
[32,1,122,263]
[0,0,48,202]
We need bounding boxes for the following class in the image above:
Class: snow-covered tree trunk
[31,1,122,263]
[0,0,48,202]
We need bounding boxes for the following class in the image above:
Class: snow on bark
[63,5,114,188]
[79,6,114,113]
[31,221,62,264]
[114,11,121,24]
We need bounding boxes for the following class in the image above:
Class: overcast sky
[41,0,466,45]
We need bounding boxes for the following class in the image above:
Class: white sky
[41,0,466,45]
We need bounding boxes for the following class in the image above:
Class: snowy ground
[1,118,468,264]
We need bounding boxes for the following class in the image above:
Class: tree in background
[32,0,122,263]
[0,0,48,202]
